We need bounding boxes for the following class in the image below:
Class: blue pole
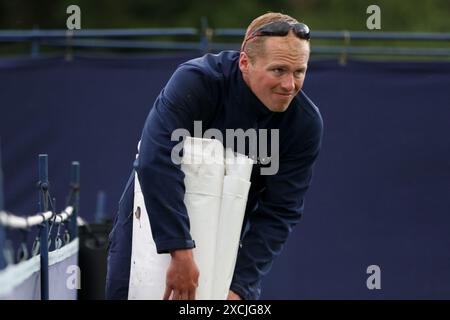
[0,142,4,211]
[38,154,49,300]
[200,17,210,54]
[0,144,6,270]
[95,190,106,223]
[31,26,40,58]
[70,161,80,240]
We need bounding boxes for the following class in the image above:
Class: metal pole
[200,17,210,54]
[70,161,80,240]
[0,142,4,211]
[0,144,6,270]
[38,154,49,300]
[95,190,106,223]
[31,26,40,58]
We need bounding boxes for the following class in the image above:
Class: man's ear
[239,51,249,74]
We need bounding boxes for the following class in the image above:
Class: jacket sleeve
[135,64,218,253]
[230,113,323,300]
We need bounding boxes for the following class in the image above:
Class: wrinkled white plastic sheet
[128,137,253,300]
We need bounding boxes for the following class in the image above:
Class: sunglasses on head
[242,21,311,51]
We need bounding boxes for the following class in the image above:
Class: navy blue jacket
[106,51,323,300]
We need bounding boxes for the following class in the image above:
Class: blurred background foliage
[0,0,448,59]
[0,0,448,31]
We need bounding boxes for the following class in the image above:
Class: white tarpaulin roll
[128,137,253,300]
[180,137,225,299]
[128,181,170,299]
[212,149,253,299]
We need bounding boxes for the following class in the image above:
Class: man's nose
[280,74,295,92]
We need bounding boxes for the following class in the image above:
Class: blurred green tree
[0,0,448,31]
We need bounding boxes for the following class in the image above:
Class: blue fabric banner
[1,54,449,299]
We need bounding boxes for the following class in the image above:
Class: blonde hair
[242,12,300,62]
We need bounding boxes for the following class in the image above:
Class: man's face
[240,33,310,112]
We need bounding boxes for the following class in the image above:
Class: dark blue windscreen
[1,54,449,299]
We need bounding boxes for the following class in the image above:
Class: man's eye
[272,68,284,74]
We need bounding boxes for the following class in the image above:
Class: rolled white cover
[212,149,253,299]
[128,137,225,299]
[128,173,170,299]
[181,137,224,299]
[224,148,254,181]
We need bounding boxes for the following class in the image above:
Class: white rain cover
[128,172,171,299]
[48,238,79,300]
[181,137,224,299]
[0,255,41,300]
[212,149,253,299]
[128,137,253,300]
[0,238,78,300]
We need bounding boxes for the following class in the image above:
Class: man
[106,12,323,300]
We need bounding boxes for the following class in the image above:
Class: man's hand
[163,248,199,300]
[227,290,242,300]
